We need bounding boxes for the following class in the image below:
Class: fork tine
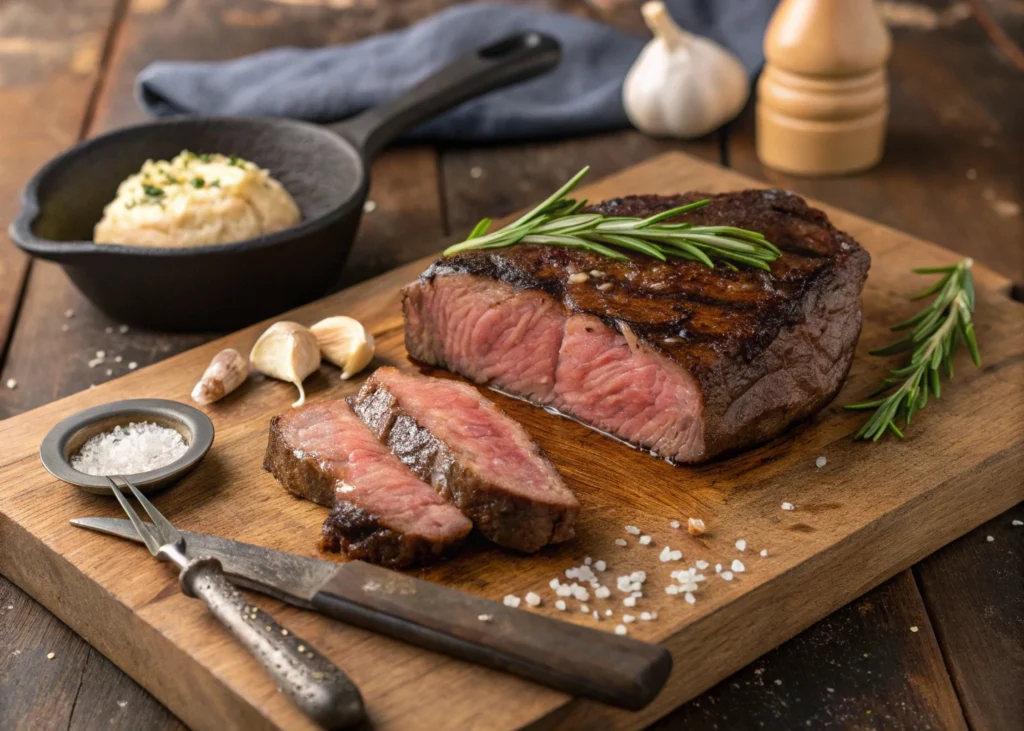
[106,476,161,556]
[119,475,182,547]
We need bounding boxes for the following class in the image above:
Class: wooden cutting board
[1,152,1020,731]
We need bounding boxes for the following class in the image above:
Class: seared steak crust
[405,189,870,462]
[350,368,579,553]
[318,503,462,567]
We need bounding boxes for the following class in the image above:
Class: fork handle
[179,557,364,729]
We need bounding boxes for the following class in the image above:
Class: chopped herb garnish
[229,155,245,168]
[142,184,164,197]
[191,176,205,188]
[197,153,212,163]
[210,179,221,188]
[163,174,180,185]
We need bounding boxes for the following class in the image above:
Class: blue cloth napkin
[137,1,777,142]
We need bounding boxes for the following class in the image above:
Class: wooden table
[0,1,1020,729]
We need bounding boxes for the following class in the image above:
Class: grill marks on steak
[404,189,870,463]
[263,400,472,567]
[350,367,579,553]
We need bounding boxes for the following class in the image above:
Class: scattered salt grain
[525,592,541,607]
[128,362,138,370]
[96,351,105,358]
[623,596,636,608]
[774,679,782,686]
[695,560,709,570]
[105,326,113,334]
[735,539,747,552]
[592,610,601,620]
[46,652,55,660]
[64,309,75,318]
[665,585,679,595]
[684,592,696,605]
[986,535,994,542]
[556,585,572,597]
[640,612,652,621]
[478,614,493,622]
[622,614,636,624]
[581,604,590,613]
[605,609,613,617]
[815,456,827,468]
[1013,520,1023,527]
[116,701,127,709]
[88,358,103,368]
[114,355,123,363]
[731,559,745,573]
[781,502,795,511]
[721,571,734,581]
[469,166,483,179]
[502,595,521,608]
[105,369,113,377]
[584,557,592,566]
[118,324,129,334]
[715,563,722,573]
[568,272,590,284]
[70,422,188,476]
[670,520,680,529]
[760,549,768,557]
[615,538,628,547]
[910,626,919,632]
[594,560,607,571]
[597,282,614,292]
[61,324,69,332]
[363,200,377,213]
[4,379,15,389]
[595,586,611,599]
[614,624,627,636]
[625,525,641,536]
[826,687,834,693]
[630,570,646,583]
[688,518,706,536]
[549,578,561,590]
[555,600,566,611]
[639,535,652,545]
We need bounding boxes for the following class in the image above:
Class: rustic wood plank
[916,505,1024,731]
[0,152,1019,731]
[652,572,968,730]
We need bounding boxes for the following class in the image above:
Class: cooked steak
[350,367,579,553]
[263,400,472,567]
[404,189,870,463]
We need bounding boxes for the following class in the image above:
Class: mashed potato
[94,151,300,248]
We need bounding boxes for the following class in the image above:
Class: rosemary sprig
[443,167,781,271]
[846,258,980,441]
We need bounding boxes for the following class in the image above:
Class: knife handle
[179,557,365,729]
[310,562,672,710]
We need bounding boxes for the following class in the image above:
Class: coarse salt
[731,559,745,573]
[815,456,827,468]
[595,586,611,599]
[760,549,768,557]
[119,324,129,334]
[665,585,679,595]
[625,525,641,535]
[568,272,590,284]
[614,624,627,636]
[641,612,653,621]
[622,614,636,624]
[910,626,919,632]
[70,422,187,476]
[639,535,652,545]
[781,502,795,511]
[46,652,55,660]
[4,379,15,389]
[478,614,493,622]
[502,595,521,608]
[623,596,636,608]
[605,609,613,617]
[128,362,138,370]
[688,518,706,536]
[735,539,747,552]
[986,535,994,542]
[581,604,590,613]
[670,520,680,529]
[695,560,709,570]
[615,538,628,547]
[549,578,561,590]
[525,592,541,607]
[1013,520,1023,527]
[715,563,722,573]
[584,557,592,565]
[64,309,75,318]
[684,592,696,605]
[555,600,567,611]
[594,560,607,571]
[721,571,734,581]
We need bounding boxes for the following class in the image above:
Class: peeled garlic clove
[192,348,248,404]
[310,316,375,380]
[249,321,320,407]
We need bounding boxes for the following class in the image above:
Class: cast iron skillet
[10,32,560,332]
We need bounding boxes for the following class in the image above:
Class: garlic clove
[249,321,320,407]
[310,316,375,380]
[191,348,248,404]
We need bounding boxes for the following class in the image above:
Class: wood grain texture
[0,153,1020,731]
[916,504,1024,731]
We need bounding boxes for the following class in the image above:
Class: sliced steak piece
[350,367,579,553]
[263,400,472,567]
[404,189,871,463]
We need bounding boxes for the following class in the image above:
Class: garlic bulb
[249,321,320,407]
[623,1,750,139]
[309,316,376,380]
[191,348,248,404]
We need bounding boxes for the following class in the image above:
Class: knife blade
[72,516,672,711]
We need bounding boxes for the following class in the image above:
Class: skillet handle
[331,32,560,159]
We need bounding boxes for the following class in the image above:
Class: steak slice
[350,367,579,553]
[404,189,871,463]
[263,400,472,567]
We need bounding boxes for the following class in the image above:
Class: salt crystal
[525,592,541,607]
[774,679,782,686]
[96,350,105,358]
[594,560,607,571]
[625,525,640,536]
[469,166,483,179]
[478,614,493,622]
[910,626,919,632]
[70,422,187,476]
[687,518,706,536]
[118,325,129,334]
[622,614,635,624]
[581,604,589,613]
[665,585,679,595]
[760,549,768,557]
[502,595,521,608]
[556,585,572,597]
[986,535,994,542]
[721,571,734,581]
[4,379,15,389]
[595,586,610,599]
[64,309,75,318]
[781,502,795,511]
[684,592,696,605]
[605,609,613,617]
[731,559,745,573]
[641,612,652,621]
[614,624,627,636]
[623,596,636,608]
[87,358,103,368]
[128,362,138,370]
[105,369,113,377]
[549,578,561,590]
[555,600,566,611]
[1013,520,1023,527]
[735,539,747,552]
[695,560,709,570]
[670,520,680,529]
[715,563,722,573]
[61,324,69,332]
[46,652,55,660]
[630,571,646,583]
[363,200,377,213]
[114,355,123,363]
[592,610,600,620]
[639,535,652,545]
[659,546,673,562]
[584,557,592,565]
[105,326,113,334]
[815,456,827,468]
[116,700,127,709]
[614,538,628,547]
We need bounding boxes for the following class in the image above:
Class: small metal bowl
[40,398,214,495]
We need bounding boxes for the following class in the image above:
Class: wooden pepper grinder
[756,0,892,176]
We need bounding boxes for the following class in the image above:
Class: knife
[72,517,672,710]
